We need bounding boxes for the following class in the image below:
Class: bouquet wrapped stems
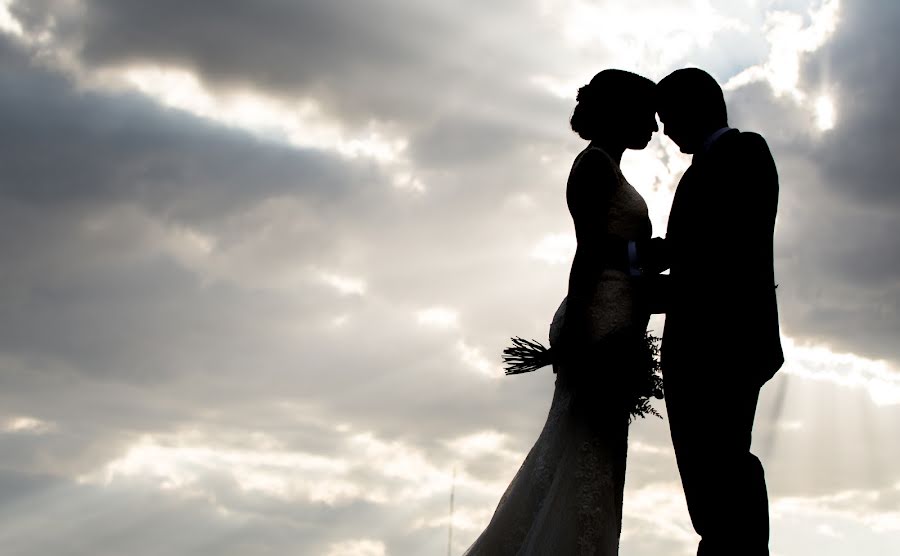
[502,337,554,375]
[502,331,664,420]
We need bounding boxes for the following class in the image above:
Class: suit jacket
[661,129,784,383]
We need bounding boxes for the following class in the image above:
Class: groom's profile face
[658,109,700,154]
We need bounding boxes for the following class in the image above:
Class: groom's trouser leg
[664,364,769,556]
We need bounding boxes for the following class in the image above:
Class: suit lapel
[666,163,699,241]
[666,132,729,241]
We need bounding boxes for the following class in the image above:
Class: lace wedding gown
[464,148,651,555]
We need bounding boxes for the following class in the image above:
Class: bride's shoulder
[574,145,616,166]
[570,146,619,184]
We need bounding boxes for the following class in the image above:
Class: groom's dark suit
[662,128,782,378]
[658,128,783,555]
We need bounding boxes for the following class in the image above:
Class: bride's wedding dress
[464,147,651,555]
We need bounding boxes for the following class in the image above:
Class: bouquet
[502,331,664,420]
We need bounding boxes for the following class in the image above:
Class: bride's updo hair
[570,69,655,140]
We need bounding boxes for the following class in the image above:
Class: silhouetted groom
[635,68,784,555]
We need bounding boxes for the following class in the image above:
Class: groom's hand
[635,237,668,274]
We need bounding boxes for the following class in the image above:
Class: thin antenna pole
[447,468,456,556]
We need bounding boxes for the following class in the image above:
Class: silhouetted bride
[463,70,660,555]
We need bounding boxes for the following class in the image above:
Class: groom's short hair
[656,68,727,128]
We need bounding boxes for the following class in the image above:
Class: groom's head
[656,68,728,154]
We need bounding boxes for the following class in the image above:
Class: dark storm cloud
[8,0,578,174]
[804,1,900,207]
[78,0,443,122]
[0,22,571,490]
[721,0,900,363]
[0,38,375,219]
[12,0,558,127]
[0,21,570,427]
[0,35,394,388]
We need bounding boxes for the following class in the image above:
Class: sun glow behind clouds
[445,430,508,456]
[114,66,409,163]
[0,6,426,192]
[725,0,841,101]
[81,432,357,501]
[621,482,695,547]
[815,94,836,130]
[325,539,387,556]
[457,340,503,378]
[416,307,460,329]
[772,486,900,542]
[782,337,900,406]
[1,416,56,434]
[531,233,575,265]
[0,0,23,37]
[559,0,745,69]
[318,271,368,296]
[80,428,474,506]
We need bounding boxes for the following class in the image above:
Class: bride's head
[570,70,657,150]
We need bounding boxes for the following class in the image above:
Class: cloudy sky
[0,0,898,554]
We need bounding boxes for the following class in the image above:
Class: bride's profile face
[623,105,658,150]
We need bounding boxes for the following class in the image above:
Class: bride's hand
[635,237,669,274]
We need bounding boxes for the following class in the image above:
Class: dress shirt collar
[702,126,733,153]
